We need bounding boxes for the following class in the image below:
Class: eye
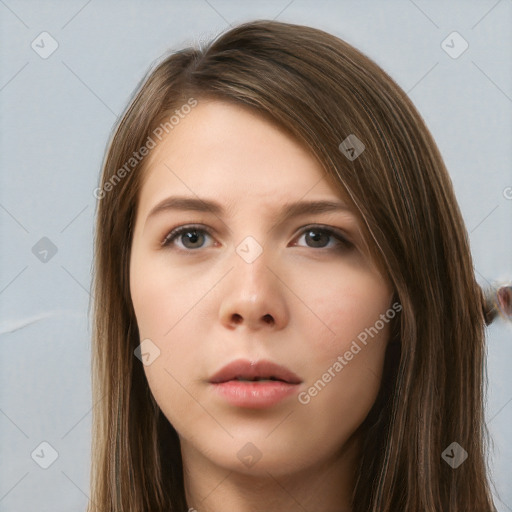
[161,225,213,250]
[161,224,352,252]
[292,225,352,250]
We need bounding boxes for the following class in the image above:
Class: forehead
[137,99,350,212]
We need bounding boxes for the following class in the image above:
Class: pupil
[183,230,203,248]
[307,229,328,247]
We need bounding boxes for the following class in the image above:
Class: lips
[208,359,302,385]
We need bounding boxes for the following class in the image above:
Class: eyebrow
[143,196,356,235]
[145,195,355,224]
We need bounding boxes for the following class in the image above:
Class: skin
[129,99,394,512]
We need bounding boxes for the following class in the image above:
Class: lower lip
[210,380,300,409]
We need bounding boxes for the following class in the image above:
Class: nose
[218,247,289,332]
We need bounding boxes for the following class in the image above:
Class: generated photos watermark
[93,97,198,200]
[297,301,402,405]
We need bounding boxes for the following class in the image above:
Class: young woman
[89,19,510,512]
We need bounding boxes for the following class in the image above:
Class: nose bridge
[235,228,283,285]
[232,233,274,303]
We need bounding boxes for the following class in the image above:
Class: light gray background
[0,1,511,510]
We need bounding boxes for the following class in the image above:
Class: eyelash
[160,224,352,253]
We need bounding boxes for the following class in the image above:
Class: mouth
[208,359,302,409]
[208,358,302,385]
[228,377,285,382]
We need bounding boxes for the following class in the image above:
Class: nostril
[263,314,274,324]
[232,313,242,324]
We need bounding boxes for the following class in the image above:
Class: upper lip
[209,359,302,384]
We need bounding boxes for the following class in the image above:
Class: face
[129,99,394,477]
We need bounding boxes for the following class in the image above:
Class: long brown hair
[89,19,501,511]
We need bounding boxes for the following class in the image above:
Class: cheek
[303,265,392,355]
[296,301,391,444]
[129,249,207,421]
[130,247,166,337]
[295,266,392,414]
[129,248,204,339]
